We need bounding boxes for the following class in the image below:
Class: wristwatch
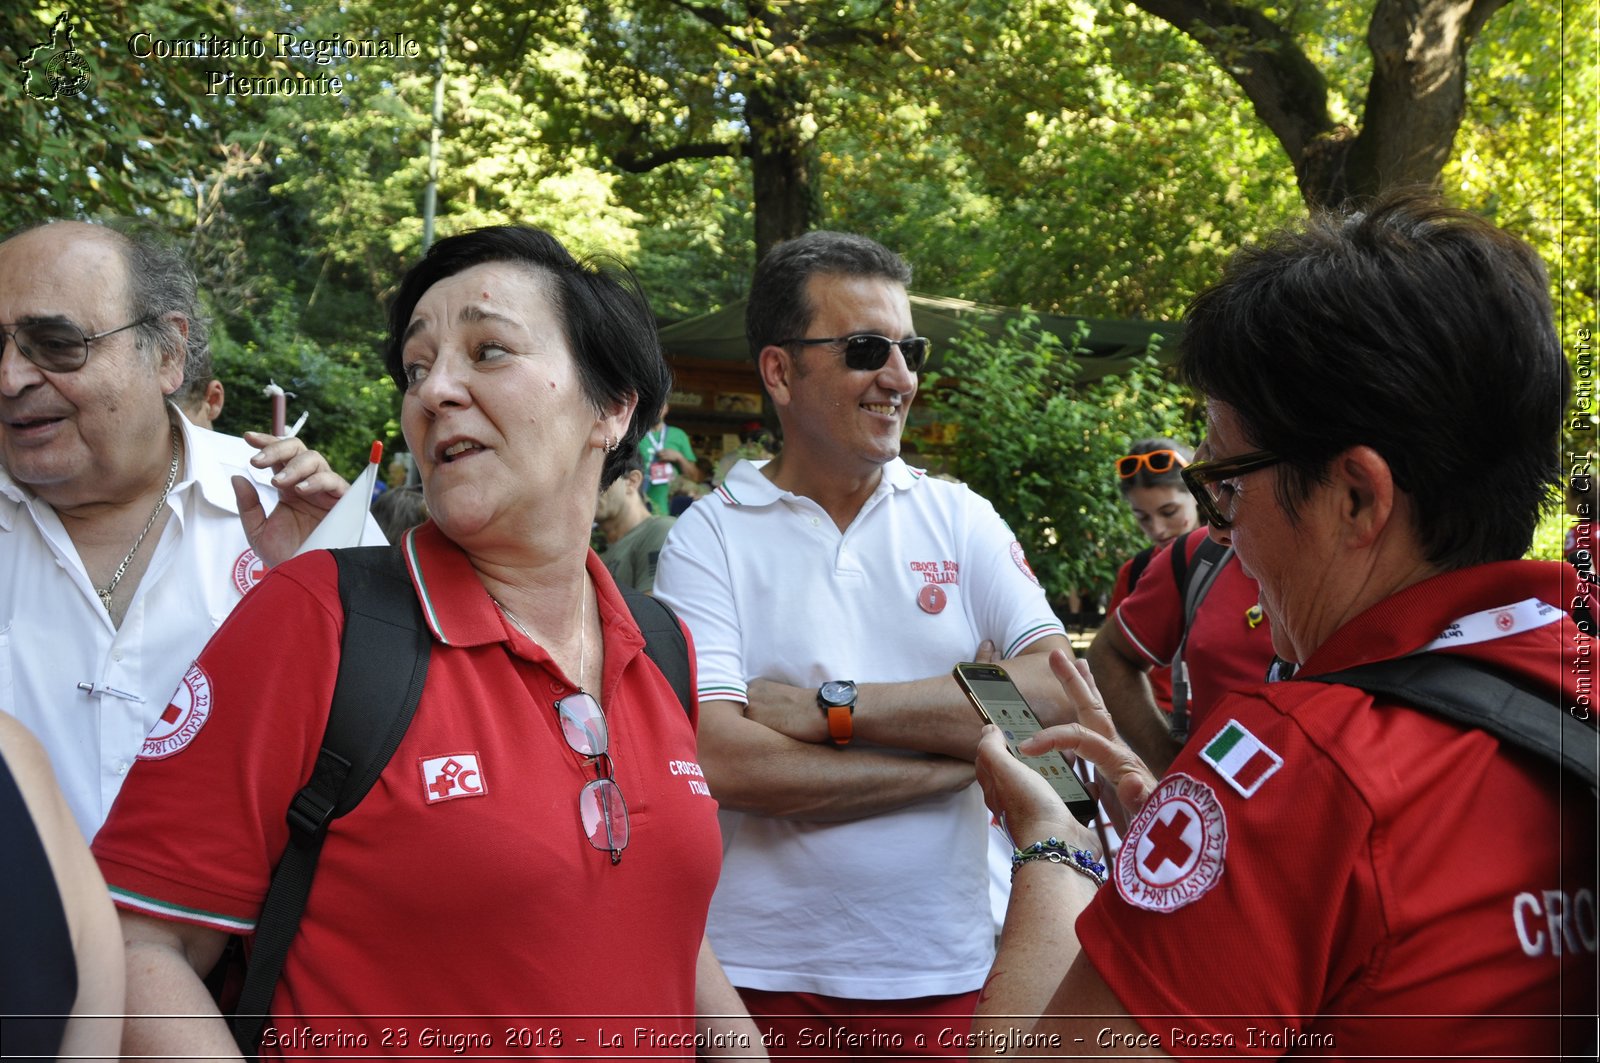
[816,680,858,747]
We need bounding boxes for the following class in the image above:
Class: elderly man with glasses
[655,230,1078,1053]
[0,220,375,839]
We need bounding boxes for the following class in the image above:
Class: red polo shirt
[1080,560,1597,1058]
[95,523,723,1055]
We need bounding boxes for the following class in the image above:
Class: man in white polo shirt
[0,220,375,839]
[654,230,1075,1052]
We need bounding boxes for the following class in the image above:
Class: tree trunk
[744,77,818,260]
[1131,0,1512,208]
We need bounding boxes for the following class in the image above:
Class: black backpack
[224,545,692,1055]
[1298,653,1598,791]
[1123,532,1234,743]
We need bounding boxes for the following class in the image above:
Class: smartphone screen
[954,662,1097,825]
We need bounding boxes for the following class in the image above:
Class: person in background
[1107,438,1199,711]
[639,401,701,514]
[0,219,373,840]
[596,450,676,594]
[0,710,122,1061]
[171,357,226,431]
[1087,485,1276,772]
[656,230,1075,1054]
[972,193,1595,1058]
[92,225,758,1057]
[371,482,428,542]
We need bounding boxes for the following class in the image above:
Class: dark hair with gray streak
[745,231,912,363]
[104,218,211,385]
[3,220,209,386]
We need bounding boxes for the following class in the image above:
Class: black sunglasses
[779,333,931,373]
[1180,449,1282,529]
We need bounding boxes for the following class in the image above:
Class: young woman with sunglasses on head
[1107,439,1199,711]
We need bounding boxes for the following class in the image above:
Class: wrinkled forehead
[0,223,132,322]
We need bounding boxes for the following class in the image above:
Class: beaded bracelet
[1011,837,1107,887]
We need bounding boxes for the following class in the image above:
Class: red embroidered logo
[1494,610,1515,632]
[419,753,488,804]
[232,549,265,596]
[140,663,212,759]
[1009,541,1040,586]
[1115,772,1227,913]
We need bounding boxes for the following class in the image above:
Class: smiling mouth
[862,403,899,417]
[439,440,485,463]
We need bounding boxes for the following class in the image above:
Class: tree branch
[1127,0,1336,168]
[1344,0,1512,200]
[613,139,745,172]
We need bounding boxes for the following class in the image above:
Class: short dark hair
[745,231,912,362]
[384,226,671,489]
[1117,437,1194,496]
[1180,192,1567,569]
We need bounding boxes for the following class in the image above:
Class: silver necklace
[492,573,589,687]
[98,423,181,612]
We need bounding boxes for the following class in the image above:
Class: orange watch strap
[826,703,854,746]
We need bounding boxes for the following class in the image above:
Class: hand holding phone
[954,662,1097,825]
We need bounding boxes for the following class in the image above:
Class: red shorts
[738,988,979,1059]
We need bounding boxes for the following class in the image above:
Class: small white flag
[294,442,384,556]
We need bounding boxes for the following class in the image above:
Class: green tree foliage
[207,285,399,479]
[927,316,1196,603]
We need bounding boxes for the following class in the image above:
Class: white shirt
[0,413,380,838]
[655,458,1065,998]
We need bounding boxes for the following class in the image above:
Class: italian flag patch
[1200,720,1282,798]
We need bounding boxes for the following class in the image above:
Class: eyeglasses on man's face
[0,315,154,374]
[555,690,628,865]
[1180,449,1282,530]
[778,333,931,373]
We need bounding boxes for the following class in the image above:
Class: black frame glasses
[0,315,155,373]
[554,690,628,865]
[778,333,931,373]
[1116,449,1188,479]
[1180,449,1282,530]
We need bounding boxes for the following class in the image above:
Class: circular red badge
[917,584,947,614]
[1009,541,1040,586]
[140,662,213,760]
[1114,772,1228,912]
[232,548,265,596]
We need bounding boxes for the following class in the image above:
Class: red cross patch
[1114,772,1227,912]
[140,662,213,760]
[232,549,265,597]
[419,752,488,804]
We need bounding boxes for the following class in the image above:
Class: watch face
[819,680,856,706]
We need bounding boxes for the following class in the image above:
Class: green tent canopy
[657,292,1181,382]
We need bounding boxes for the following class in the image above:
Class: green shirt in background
[638,425,695,515]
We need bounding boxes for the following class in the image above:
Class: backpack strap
[1299,654,1598,791]
[1168,538,1233,742]
[230,546,432,1055]
[1124,544,1157,596]
[619,583,693,719]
